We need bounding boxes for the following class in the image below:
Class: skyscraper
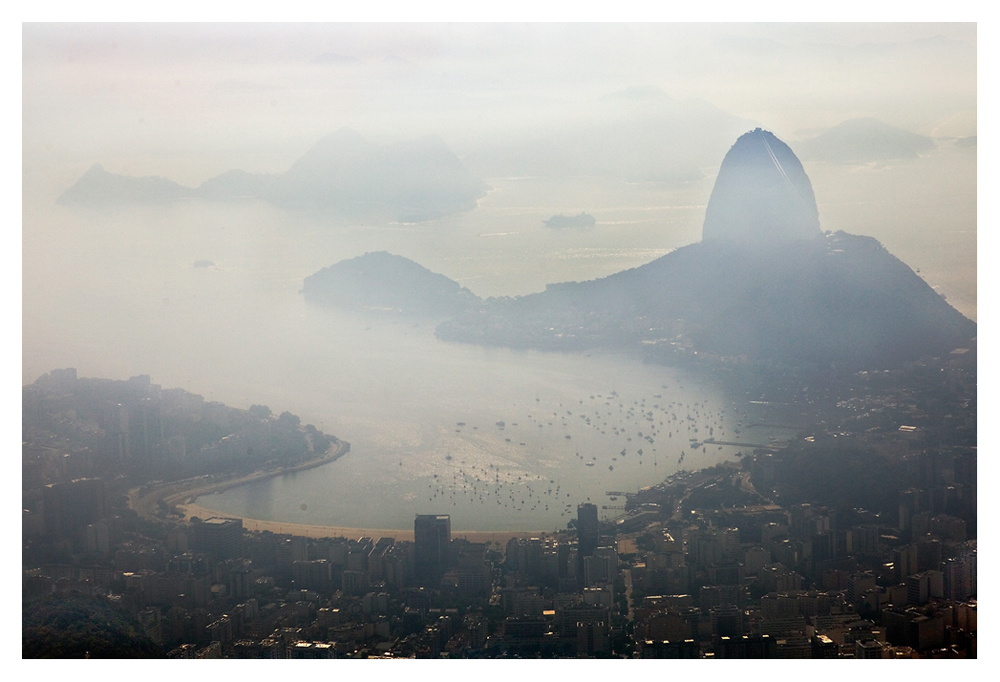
[576,503,599,588]
[414,514,451,586]
[577,503,599,558]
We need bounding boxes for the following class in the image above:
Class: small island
[543,212,596,229]
[303,251,481,318]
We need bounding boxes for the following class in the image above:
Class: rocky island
[302,251,482,318]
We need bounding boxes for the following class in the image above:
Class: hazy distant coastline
[57,128,489,223]
[796,117,936,164]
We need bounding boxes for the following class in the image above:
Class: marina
[192,341,800,532]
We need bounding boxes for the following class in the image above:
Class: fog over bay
[22,23,977,531]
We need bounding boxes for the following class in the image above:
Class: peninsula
[23,368,345,525]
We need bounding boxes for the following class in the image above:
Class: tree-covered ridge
[436,232,976,369]
[23,594,163,659]
[303,251,481,318]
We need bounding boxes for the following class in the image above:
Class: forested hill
[303,251,481,318]
[435,231,976,368]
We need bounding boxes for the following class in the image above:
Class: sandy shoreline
[178,500,545,545]
[133,440,549,545]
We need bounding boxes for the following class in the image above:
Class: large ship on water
[543,212,596,228]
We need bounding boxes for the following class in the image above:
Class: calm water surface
[23,151,974,531]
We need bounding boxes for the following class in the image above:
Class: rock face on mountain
[303,251,481,318]
[435,129,975,368]
[701,128,821,245]
[57,129,488,222]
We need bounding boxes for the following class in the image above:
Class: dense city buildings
[23,357,976,657]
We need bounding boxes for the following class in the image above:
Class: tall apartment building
[414,514,451,586]
[943,551,976,601]
[577,504,599,557]
[42,477,106,537]
[190,517,243,561]
[576,503,600,589]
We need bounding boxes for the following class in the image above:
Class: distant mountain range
[56,164,195,205]
[796,118,935,164]
[305,127,975,368]
[57,128,489,223]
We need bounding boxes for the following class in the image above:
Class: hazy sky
[23,22,976,191]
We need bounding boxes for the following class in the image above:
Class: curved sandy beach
[178,499,543,545]
[132,439,546,545]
